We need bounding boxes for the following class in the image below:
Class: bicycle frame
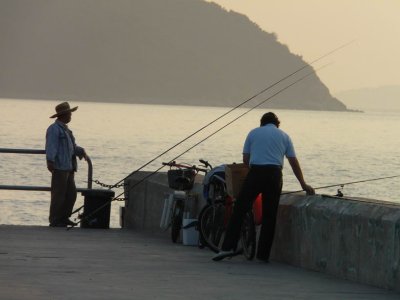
[198,166,259,260]
[161,159,210,243]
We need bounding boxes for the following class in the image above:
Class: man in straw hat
[46,102,87,227]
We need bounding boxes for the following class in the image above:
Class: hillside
[0,0,347,111]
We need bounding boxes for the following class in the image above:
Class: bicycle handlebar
[199,159,212,169]
[162,161,208,173]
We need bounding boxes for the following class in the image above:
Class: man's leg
[49,170,69,225]
[220,169,261,252]
[64,171,77,222]
[257,169,283,261]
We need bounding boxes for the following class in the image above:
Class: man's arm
[75,146,87,161]
[45,126,58,173]
[287,156,315,195]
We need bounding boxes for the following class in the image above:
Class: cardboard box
[225,163,249,198]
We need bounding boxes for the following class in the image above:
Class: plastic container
[160,193,174,230]
[182,218,198,246]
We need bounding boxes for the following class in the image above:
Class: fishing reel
[335,185,344,197]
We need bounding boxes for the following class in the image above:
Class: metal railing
[0,148,93,192]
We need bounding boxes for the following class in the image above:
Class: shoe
[64,219,77,226]
[212,250,236,262]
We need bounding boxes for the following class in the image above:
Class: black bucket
[80,189,115,229]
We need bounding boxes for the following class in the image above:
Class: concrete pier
[272,194,400,291]
[124,172,400,292]
[1,225,399,300]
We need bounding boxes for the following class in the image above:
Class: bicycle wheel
[241,211,256,260]
[198,203,226,253]
[197,204,212,249]
[197,206,208,249]
[171,199,184,243]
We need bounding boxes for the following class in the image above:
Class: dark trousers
[49,170,77,224]
[222,165,283,259]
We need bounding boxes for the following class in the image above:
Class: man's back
[243,124,295,166]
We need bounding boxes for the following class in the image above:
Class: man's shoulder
[47,121,63,133]
[247,127,262,138]
[276,127,289,136]
[248,127,259,134]
[265,126,292,142]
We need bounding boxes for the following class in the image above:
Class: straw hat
[50,102,78,118]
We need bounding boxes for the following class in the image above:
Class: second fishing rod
[100,41,354,190]
[69,64,326,229]
[282,174,400,196]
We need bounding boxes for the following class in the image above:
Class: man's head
[260,112,280,127]
[50,102,78,124]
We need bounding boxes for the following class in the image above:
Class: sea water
[1,98,399,227]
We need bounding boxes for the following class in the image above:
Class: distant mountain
[0,0,347,111]
[335,86,400,112]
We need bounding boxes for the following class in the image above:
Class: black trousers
[222,165,283,259]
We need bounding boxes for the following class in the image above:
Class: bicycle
[161,160,208,243]
[198,163,259,260]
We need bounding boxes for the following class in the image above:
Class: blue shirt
[243,124,296,167]
[46,120,84,171]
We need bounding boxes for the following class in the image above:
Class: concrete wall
[272,194,400,291]
[123,171,204,233]
[123,172,400,291]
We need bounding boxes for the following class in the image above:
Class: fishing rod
[100,40,355,190]
[69,64,327,229]
[70,41,354,216]
[282,174,400,195]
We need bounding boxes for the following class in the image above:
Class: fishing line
[282,174,400,195]
[69,64,328,229]
[103,40,355,190]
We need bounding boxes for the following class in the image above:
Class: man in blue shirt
[213,112,314,262]
[46,102,86,227]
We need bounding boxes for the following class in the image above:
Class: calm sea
[1,98,399,227]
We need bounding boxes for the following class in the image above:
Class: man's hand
[78,149,88,161]
[47,161,55,173]
[81,150,88,161]
[302,183,315,195]
[287,157,315,196]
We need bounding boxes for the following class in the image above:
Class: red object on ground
[253,194,262,225]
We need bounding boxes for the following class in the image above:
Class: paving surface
[0,225,399,300]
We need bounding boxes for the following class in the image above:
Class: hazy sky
[207,0,400,94]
